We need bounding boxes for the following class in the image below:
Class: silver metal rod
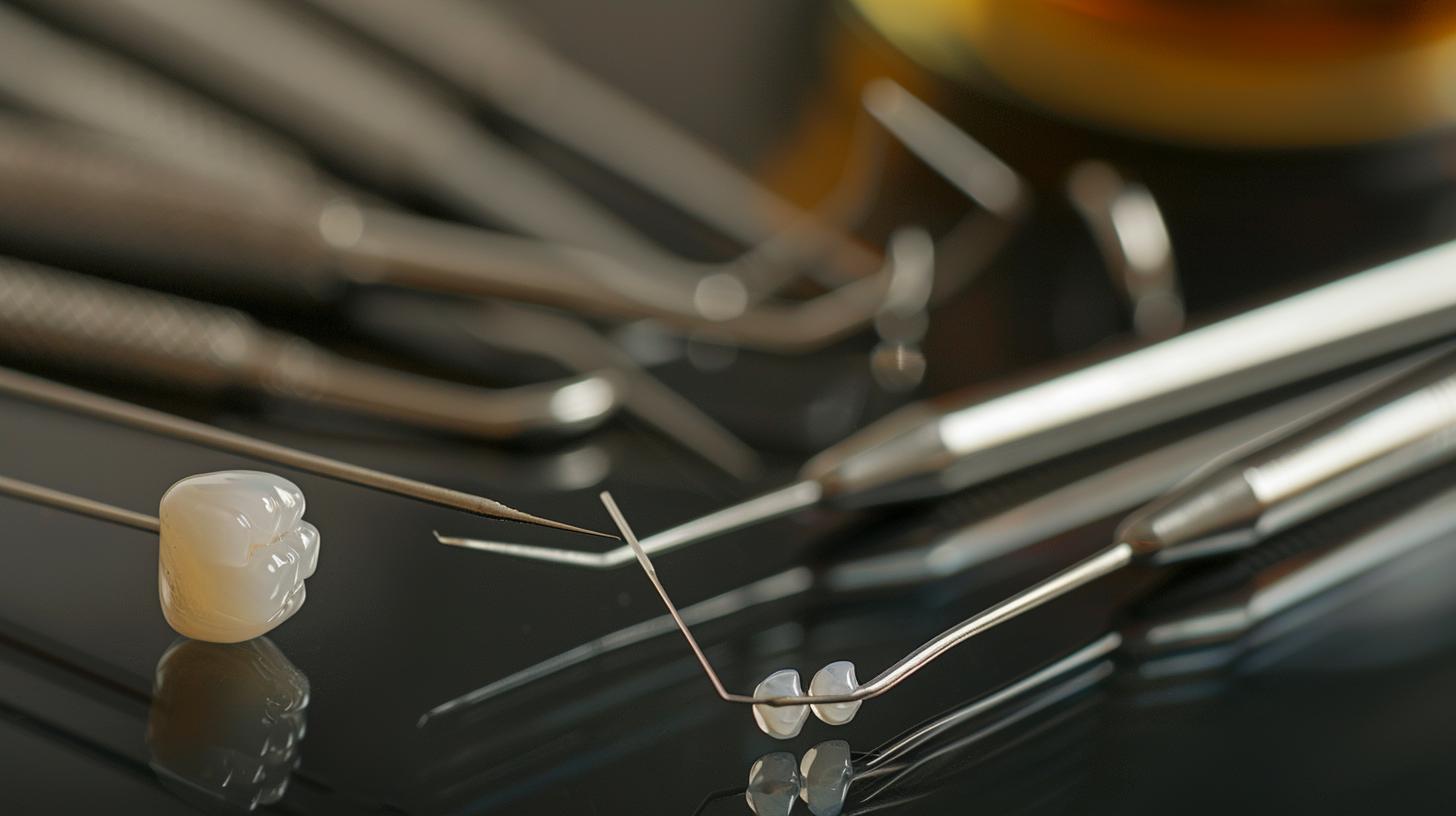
[0,474,159,534]
[0,365,613,538]
[437,480,821,565]
[606,490,1133,707]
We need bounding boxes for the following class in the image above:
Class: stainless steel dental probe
[437,239,1456,566]
[22,0,877,304]
[0,366,612,538]
[0,116,897,354]
[730,342,1456,712]
[602,352,1456,730]
[0,256,619,440]
[420,363,1411,723]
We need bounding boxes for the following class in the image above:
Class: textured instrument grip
[0,257,270,390]
[0,119,340,303]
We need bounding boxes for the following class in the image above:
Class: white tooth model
[158,471,320,643]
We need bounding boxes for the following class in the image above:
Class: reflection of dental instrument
[440,241,1456,565]
[616,345,1456,734]
[0,366,610,536]
[0,256,619,441]
[741,469,1456,808]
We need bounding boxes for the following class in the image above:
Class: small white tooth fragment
[799,740,853,816]
[752,669,809,739]
[809,661,862,726]
[158,471,321,643]
[745,751,801,816]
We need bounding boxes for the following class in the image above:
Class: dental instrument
[0,3,323,201]
[0,365,610,538]
[611,343,1456,735]
[418,356,1425,725]
[1066,160,1185,340]
[0,114,902,353]
[438,239,1456,565]
[0,256,620,440]
[20,0,884,304]
[299,0,887,286]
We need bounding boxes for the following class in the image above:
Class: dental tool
[420,357,1422,723]
[0,470,318,643]
[0,255,620,440]
[450,299,763,479]
[298,0,886,287]
[1066,161,1184,340]
[0,3,323,201]
[611,343,1456,736]
[0,365,611,538]
[0,115,901,354]
[439,238,1456,566]
[21,0,883,304]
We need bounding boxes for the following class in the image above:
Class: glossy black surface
[4,2,1456,814]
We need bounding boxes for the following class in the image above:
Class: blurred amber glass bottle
[854,0,1456,148]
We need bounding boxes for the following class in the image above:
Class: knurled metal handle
[0,256,274,390]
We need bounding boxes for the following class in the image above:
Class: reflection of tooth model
[148,637,311,811]
[746,740,854,816]
[160,471,321,643]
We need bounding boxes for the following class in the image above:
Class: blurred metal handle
[0,118,339,303]
[0,255,275,390]
[0,258,619,438]
[0,3,322,200]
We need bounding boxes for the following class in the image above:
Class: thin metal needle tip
[0,365,613,538]
[433,480,822,567]
[600,491,733,700]
[484,506,619,540]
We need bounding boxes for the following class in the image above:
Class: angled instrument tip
[431,479,822,567]
[473,499,618,539]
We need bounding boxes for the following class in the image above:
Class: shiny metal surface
[0,473,159,534]
[0,365,612,536]
[1121,345,1456,563]
[5,2,1456,812]
[0,256,620,440]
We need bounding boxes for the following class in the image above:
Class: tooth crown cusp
[809,661,862,726]
[753,669,809,739]
[158,471,320,643]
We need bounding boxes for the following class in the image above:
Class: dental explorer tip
[470,501,619,539]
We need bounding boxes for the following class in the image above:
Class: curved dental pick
[600,490,1070,738]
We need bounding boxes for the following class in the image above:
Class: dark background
[3,1,1456,813]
